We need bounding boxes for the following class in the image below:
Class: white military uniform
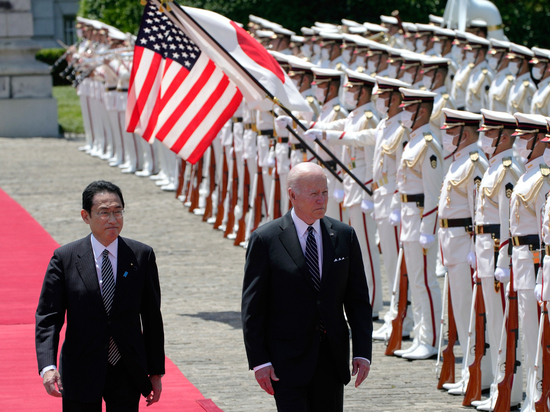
[396,123,444,352]
[451,61,474,109]
[487,68,514,112]
[465,60,493,114]
[319,101,383,316]
[439,142,489,382]
[474,146,523,405]
[509,156,550,408]
[530,75,550,117]
[507,71,537,114]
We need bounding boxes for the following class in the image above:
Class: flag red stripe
[170,74,231,153]
[186,91,242,164]
[158,63,190,113]
[155,60,217,139]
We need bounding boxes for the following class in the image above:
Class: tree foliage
[78,0,550,48]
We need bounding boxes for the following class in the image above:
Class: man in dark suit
[242,163,373,411]
[36,180,165,411]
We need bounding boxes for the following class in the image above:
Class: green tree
[78,0,550,48]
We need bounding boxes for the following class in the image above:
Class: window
[63,15,76,45]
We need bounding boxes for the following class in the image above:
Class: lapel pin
[123,271,128,278]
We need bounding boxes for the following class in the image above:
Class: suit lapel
[320,217,337,287]
[112,237,137,314]
[278,213,308,276]
[75,235,105,313]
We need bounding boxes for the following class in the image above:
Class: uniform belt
[232,117,243,123]
[291,143,306,152]
[105,86,117,91]
[475,224,500,238]
[401,193,424,207]
[373,176,389,191]
[277,137,289,143]
[439,217,473,229]
[259,129,275,138]
[512,234,540,249]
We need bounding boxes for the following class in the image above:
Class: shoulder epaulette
[335,63,343,71]
[468,63,475,68]
[357,66,365,73]
[306,96,315,104]
[523,80,531,87]
[469,151,479,162]
[334,104,341,112]
[423,132,433,142]
[365,110,373,119]
[442,93,450,100]
[482,68,488,75]
[541,163,550,177]
[506,75,514,82]
[502,156,512,168]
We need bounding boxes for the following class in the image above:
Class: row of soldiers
[65,9,550,412]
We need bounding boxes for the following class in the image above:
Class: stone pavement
[2,136,482,411]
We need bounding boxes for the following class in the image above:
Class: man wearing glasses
[36,180,165,411]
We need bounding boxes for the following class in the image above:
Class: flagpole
[163,0,372,196]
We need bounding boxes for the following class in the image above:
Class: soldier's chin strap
[410,103,422,130]
[493,128,504,152]
[428,68,438,91]
[451,125,465,156]
[527,133,540,161]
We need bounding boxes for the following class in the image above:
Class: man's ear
[81,209,90,224]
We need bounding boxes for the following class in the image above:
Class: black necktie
[101,249,121,365]
[305,226,321,291]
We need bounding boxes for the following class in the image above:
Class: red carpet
[0,188,221,411]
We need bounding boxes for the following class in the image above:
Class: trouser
[62,362,140,412]
[273,339,344,412]
[402,241,442,347]
[376,218,413,331]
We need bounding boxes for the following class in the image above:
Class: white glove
[472,270,478,282]
[535,284,543,302]
[275,115,292,129]
[467,251,477,269]
[494,267,510,283]
[419,233,435,249]
[389,209,401,226]
[333,189,345,203]
[304,129,323,141]
[361,199,374,214]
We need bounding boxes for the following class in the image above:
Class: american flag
[126,1,242,164]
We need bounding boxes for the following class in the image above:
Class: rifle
[494,268,521,412]
[391,10,408,36]
[202,146,216,222]
[463,276,489,405]
[437,273,458,388]
[224,147,238,237]
[272,161,282,220]
[188,157,203,213]
[175,157,186,199]
[183,162,194,205]
[535,301,550,412]
[253,156,266,232]
[385,246,409,355]
[233,159,250,246]
[213,147,229,229]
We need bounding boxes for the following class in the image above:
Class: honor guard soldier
[486,39,514,113]
[380,14,405,49]
[364,41,391,77]
[506,43,537,115]
[304,70,383,319]
[430,26,458,92]
[308,67,348,220]
[471,109,524,411]
[318,32,346,70]
[392,88,443,360]
[399,51,425,89]
[530,47,550,116]
[536,121,550,410]
[402,22,418,52]
[299,27,315,61]
[464,33,493,114]
[364,22,389,43]
[438,109,490,394]
[508,113,550,410]
[369,77,414,341]
[275,58,320,169]
[269,26,295,55]
[386,49,404,80]
[420,56,455,142]
[450,31,474,110]
[415,23,436,55]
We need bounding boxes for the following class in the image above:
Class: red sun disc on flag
[230,21,285,83]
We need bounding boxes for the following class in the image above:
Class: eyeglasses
[96,210,124,219]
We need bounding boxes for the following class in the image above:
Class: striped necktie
[101,249,121,365]
[305,226,321,291]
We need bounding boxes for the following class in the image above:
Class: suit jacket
[36,234,165,402]
[242,212,372,387]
